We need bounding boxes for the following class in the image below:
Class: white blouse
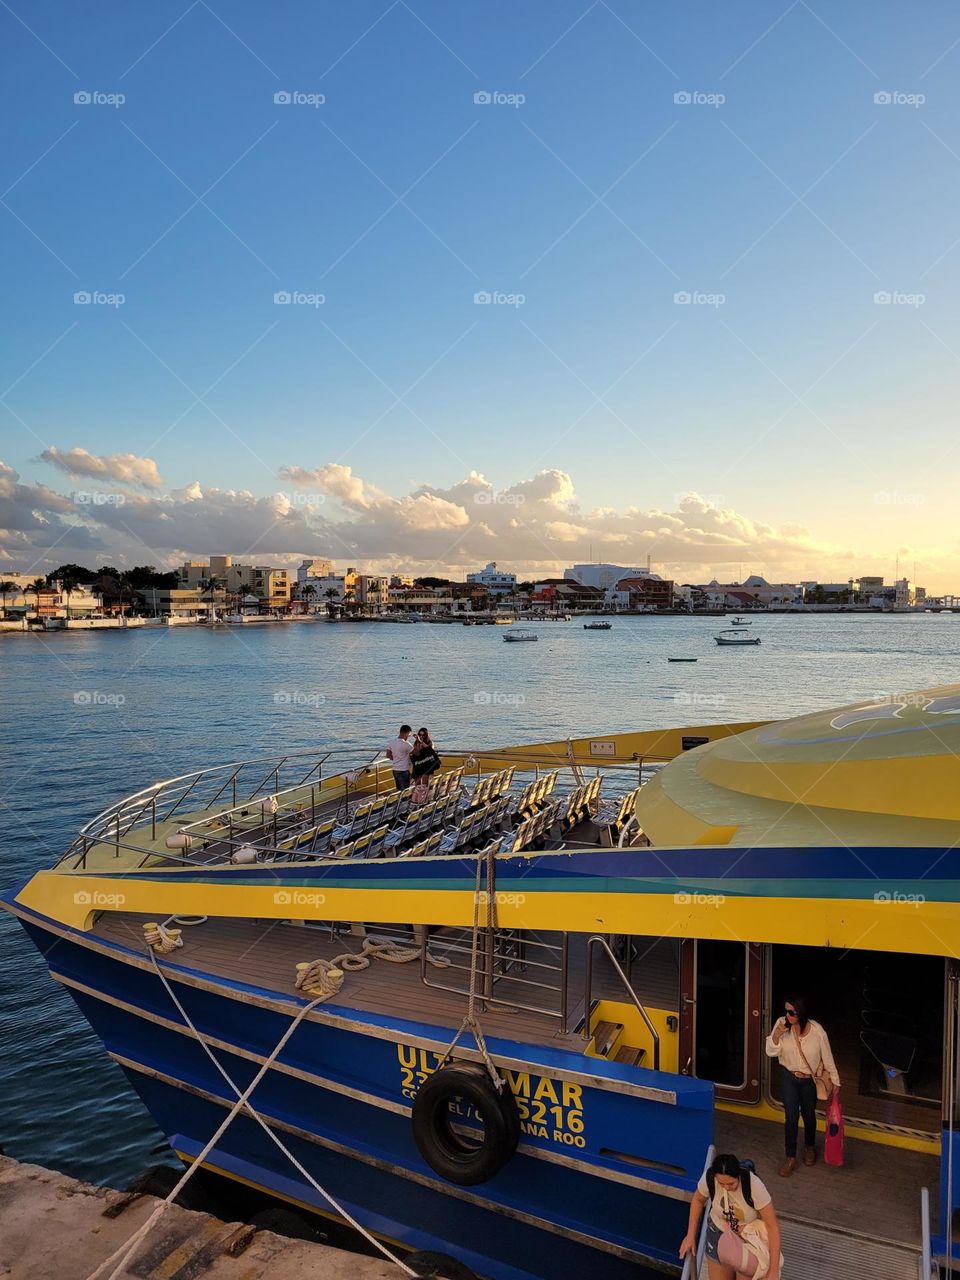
[765,1018,840,1087]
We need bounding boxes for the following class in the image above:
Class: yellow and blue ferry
[4,685,960,1277]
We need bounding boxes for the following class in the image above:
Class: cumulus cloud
[41,446,164,490]
[0,456,911,584]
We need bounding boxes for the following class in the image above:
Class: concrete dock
[0,1157,401,1280]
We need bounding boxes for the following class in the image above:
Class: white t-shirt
[697,1172,771,1233]
[386,737,414,772]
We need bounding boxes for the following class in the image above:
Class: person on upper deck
[385,724,414,790]
[410,727,441,786]
[765,994,840,1178]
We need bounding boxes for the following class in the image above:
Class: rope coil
[295,935,450,1000]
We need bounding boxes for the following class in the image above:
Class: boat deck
[91,913,678,1056]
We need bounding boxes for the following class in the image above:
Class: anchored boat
[6,688,960,1277]
[714,629,761,646]
[502,629,538,643]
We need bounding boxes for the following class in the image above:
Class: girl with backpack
[679,1152,782,1279]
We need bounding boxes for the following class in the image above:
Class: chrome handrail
[681,1143,716,1280]
[921,1185,933,1280]
[583,934,661,1070]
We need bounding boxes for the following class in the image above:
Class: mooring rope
[295,934,450,1000]
[86,949,416,1280]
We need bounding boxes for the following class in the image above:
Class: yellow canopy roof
[635,684,960,847]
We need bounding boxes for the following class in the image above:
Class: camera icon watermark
[674,90,725,108]
[274,889,326,907]
[874,889,925,906]
[274,290,325,307]
[473,491,525,505]
[274,90,325,108]
[74,90,125,108]
[274,689,326,707]
[73,490,126,506]
[473,690,526,707]
[873,490,925,506]
[874,90,925,108]
[873,290,925,308]
[674,890,726,906]
[473,290,526,308]
[473,90,525,108]
[74,290,125,307]
[73,690,126,707]
[674,290,725,308]
[73,890,126,906]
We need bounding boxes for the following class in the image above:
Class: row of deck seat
[513,770,560,816]
[459,766,517,810]
[559,775,603,829]
[499,798,564,854]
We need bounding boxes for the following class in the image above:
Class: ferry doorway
[679,939,762,1103]
[766,944,943,1134]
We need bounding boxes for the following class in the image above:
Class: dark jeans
[392,770,411,790]
[781,1065,817,1156]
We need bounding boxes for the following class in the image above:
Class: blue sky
[3,2,960,586]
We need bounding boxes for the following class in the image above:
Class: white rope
[295,935,450,999]
[87,950,415,1280]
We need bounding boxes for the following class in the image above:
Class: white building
[466,562,517,596]
[297,558,334,585]
[565,563,657,593]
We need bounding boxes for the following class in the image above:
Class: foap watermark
[474,290,526,308]
[873,490,926,507]
[274,90,325,107]
[874,90,925,108]
[74,290,125,307]
[674,491,725,507]
[474,690,526,707]
[73,490,126,506]
[674,891,726,906]
[474,491,525,506]
[73,690,125,707]
[674,290,725,308]
[874,890,925,906]
[274,290,325,307]
[73,890,126,907]
[74,90,125,108]
[674,90,725,108]
[274,889,326,907]
[475,890,526,906]
[674,692,727,708]
[874,290,925,307]
[274,689,326,707]
[278,491,326,508]
[473,90,525,108]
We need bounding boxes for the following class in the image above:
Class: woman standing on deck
[679,1152,782,1279]
[766,994,840,1177]
[410,728,441,788]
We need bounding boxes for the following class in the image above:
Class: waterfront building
[613,577,674,610]
[141,588,215,621]
[531,579,606,611]
[564,563,653,592]
[296,558,334,585]
[466,562,517,596]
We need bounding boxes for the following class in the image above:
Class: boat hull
[13,908,711,1279]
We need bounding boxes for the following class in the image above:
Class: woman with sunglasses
[766,995,840,1177]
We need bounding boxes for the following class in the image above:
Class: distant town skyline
[3,4,960,587]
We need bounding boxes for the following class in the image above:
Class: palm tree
[59,575,79,620]
[301,584,317,614]
[0,581,16,619]
[29,577,46,621]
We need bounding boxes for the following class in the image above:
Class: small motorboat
[731,616,752,626]
[715,629,761,646]
[503,629,538,643]
[583,622,612,630]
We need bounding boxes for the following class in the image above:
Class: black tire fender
[411,1063,519,1185]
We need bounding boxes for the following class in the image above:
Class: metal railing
[681,1144,716,1280]
[421,928,570,1029]
[583,934,661,1070]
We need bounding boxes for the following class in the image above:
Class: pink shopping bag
[824,1093,844,1166]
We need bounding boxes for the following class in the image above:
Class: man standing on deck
[385,724,414,790]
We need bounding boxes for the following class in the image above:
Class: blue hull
[15,908,714,1278]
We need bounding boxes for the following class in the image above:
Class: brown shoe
[779,1157,797,1177]
[803,1146,817,1166]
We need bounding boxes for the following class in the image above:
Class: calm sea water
[1,612,957,1185]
